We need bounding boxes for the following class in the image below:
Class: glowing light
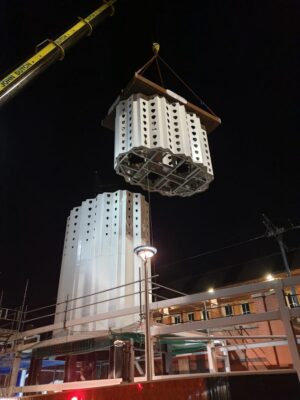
[134,245,157,261]
[137,383,143,392]
[208,287,214,293]
[113,339,125,347]
[70,396,79,400]
[266,273,274,281]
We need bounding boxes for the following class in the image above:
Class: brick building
[152,270,300,373]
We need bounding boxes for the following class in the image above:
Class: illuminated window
[173,314,181,324]
[187,312,194,321]
[224,304,233,317]
[201,310,209,320]
[241,303,250,315]
[286,293,298,309]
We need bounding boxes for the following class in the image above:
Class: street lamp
[266,273,274,281]
[134,245,157,381]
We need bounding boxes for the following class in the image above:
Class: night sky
[0,0,299,308]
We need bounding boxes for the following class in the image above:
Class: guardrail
[1,275,300,396]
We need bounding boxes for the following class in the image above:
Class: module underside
[114,92,214,197]
[115,146,213,197]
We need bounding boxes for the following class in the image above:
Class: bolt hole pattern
[57,190,150,328]
[114,94,214,196]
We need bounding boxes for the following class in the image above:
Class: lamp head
[266,273,274,281]
[113,339,125,347]
[134,245,157,261]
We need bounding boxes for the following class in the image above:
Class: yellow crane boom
[0,0,117,106]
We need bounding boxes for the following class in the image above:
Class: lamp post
[134,245,157,381]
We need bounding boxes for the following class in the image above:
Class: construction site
[0,0,300,399]
[1,268,300,398]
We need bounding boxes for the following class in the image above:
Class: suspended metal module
[103,65,221,197]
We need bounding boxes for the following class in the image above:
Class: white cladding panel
[114,93,214,197]
[55,190,150,332]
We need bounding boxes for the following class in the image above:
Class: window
[286,293,298,309]
[173,314,181,324]
[241,303,250,315]
[187,312,194,321]
[224,304,233,317]
[201,310,209,320]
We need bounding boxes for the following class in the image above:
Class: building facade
[153,271,300,373]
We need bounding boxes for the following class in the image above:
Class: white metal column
[222,340,231,373]
[207,342,217,373]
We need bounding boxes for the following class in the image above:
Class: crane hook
[152,42,160,56]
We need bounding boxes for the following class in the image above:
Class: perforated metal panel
[114,93,214,197]
[55,190,150,332]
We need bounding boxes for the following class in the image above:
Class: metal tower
[55,190,150,332]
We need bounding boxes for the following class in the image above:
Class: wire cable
[136,54,157,75]
[157,55,218,116]
[155,57,165,87]
[135,46,218,116]
[161,233,267,269]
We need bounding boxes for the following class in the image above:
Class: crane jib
[0,0,116,102]
[0,44,57,91]
[0,19,87,92]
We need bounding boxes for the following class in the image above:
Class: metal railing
[20,274,159,329]
[1,275,300,395]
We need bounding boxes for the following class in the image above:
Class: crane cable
[136,43,218,116]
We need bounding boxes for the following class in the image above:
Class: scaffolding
[1,274,300,396]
